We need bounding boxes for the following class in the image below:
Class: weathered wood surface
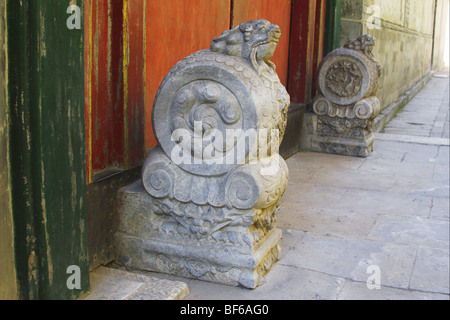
[7,0,89,299]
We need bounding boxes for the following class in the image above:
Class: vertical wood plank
[84,0,92,183]
[288,0,318,104]
[126,0,145,167]
[0,0,18,300]
[323,0,342,56]
[144,0,231,151]
[110,0,125,170]
[232,0,292,86]
[312,0,327,97]
[85,0,125,181]
[91,0,111,172]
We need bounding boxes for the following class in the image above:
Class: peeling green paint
[323,0,342,56]
[7,0,89,300]
[0,0,18,300]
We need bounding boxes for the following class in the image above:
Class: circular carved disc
[318,48,374,106]
[152,51,264,176]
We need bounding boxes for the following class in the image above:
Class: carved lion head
[210,19,281,71]
[344,34,376,58]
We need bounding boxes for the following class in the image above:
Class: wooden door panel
[126,0,146,167]
[85,0,125,182]
[145,0,231,150]
[232,0,292,86]
[288,0,326,105]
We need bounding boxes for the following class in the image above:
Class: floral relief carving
[325,61,363,98]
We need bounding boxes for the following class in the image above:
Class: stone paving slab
[279,231,417,290]
[371,139,441,162]
[338,281,449,300]
[178,263,347,300]
[435,146,450,165]
[434,163,450,183]
[430,197,450,220]
[410,246,450,294]
[392,175,450,198]
[333,189,433,217]
[278,202,378,239]
[357,157,436,178]
[375,133,449,146]
[367,215,449,249]
[83,266,189,300]
[309,167,397,192]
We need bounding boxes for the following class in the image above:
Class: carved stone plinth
[115,20,290,289]
[301,35,382,157]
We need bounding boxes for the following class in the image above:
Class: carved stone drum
[317,47,380,106]
[302,35,382,157]
[115,20,290,289]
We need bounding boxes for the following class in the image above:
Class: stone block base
[301,133,375,158]
[114,181,282,289]
[300,112,375,157]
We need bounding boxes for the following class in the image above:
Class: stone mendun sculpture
[115,19,290,289]
[301,34,382,157]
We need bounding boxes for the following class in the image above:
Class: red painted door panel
[85,0,324,178]
[145,0,231,151]
[288,0,326,105]
[85,0,125,182]
[126,0,146,168]
[232,0,292,87]
[85,0,145,182]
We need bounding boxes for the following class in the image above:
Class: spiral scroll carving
[142,161,175,199]
[169,80,243,162]
[354,97,381,120]
[313,96,333,116]
[225,171,260,210]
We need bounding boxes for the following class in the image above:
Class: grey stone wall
[340,0,437,111]
[433,0,449,70]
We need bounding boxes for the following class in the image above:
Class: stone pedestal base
[300,111,376,158]
[115,181,282,289]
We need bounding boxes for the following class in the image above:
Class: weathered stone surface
[116,20,290,289]
[281,232,417,289]
[338,280,450,300]
[83,266,189,300]
[302,35,382,157]
[409,246,450,294]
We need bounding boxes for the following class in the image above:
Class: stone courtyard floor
[92,72,449,301]
[158,72,449,300]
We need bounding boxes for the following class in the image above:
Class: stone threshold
[373,71,435,133]
[80,266,189,300]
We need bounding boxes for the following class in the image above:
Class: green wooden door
[7,0,89,300]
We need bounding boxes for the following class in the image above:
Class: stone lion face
[211,19,281,69]
[241,20,281,61]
